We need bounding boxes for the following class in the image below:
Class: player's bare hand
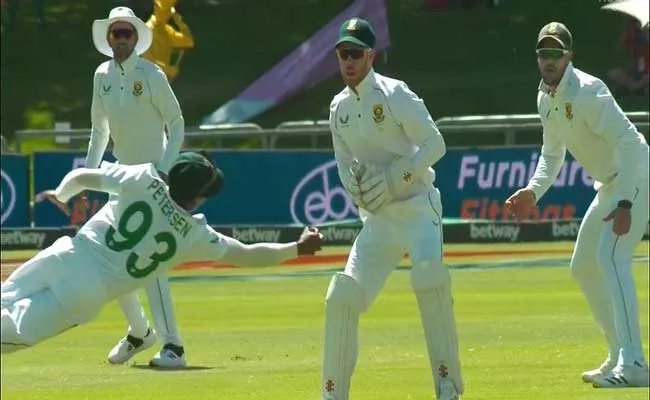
[504,188,537,222]
[34,190,70,216]
[603,207,631,236]
[297,227,324,256]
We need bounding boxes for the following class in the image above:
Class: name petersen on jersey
[146,179,193,239]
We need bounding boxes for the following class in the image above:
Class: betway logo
[232,228,281,243]
[319,226,361,243]
[470,223,520,242]
[552,221,580,239]
[1,231,47,248]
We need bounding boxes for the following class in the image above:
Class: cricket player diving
[1,152,324,356]
[322,18,463,400]
[88,6,188,368]
[505,22,650,388]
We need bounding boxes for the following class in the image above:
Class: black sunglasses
[337,47,366,60]
[110,28,135,40]
[536,48,568,60]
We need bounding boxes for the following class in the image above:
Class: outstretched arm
[34,163,144,214]
[219,237,299,268]
[193,227,323,268]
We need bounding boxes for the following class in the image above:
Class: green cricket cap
[336,18,376,49]
[536,22,573,50]
[169,151,224,199]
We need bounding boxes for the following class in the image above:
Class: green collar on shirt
[113,51,140,75]
[538,62,574,96]
[349,68,377,98]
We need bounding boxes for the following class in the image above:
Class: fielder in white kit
[86,7,187,367]
[321,18,463,400]
[505,22,650,388]
[1,152,324,355]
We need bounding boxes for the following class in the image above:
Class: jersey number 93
[105,201,178,278]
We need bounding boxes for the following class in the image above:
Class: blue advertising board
[1,154,30,227]
[439,147,596,221]
[32,148,596,227]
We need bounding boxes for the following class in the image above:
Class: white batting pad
[322,272,365,400]
[411,260,464,396]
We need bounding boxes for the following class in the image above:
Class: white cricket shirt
[329,69,446,205]
[51,163,296,299]
[528,63,649,202]
[87,51,184,173]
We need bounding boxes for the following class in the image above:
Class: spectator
[608,20,649,97]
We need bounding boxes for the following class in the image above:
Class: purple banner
[202,0,390,125]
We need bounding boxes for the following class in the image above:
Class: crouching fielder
[506,22,649,388]
[1,152,323,355]
[321,18,463,400]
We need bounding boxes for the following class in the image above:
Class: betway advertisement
[31,148,595,227]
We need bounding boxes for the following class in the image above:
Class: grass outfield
[1,242,649,400]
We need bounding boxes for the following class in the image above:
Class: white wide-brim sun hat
[92,6,152,58]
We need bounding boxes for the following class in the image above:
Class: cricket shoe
[592,361,650,388]
[149,343,186,369]
[581,358,617,383]
[107,328,157,364]
[438,378,461,400]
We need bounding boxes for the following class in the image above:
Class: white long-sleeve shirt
[86,51,185,173]
[527,63,649,202]
[329,69,446,205]
[52,163,298,300]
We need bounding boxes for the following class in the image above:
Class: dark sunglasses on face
[110,28,135,40]
[337,47,366,60]
[536,48,568,60]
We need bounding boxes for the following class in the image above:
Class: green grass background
[1,241,649,399]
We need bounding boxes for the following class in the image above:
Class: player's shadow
[130,364,219,371]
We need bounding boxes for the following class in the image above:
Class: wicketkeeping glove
[357,170,391,213]
[384,156,417,197]
[339,161,363,206]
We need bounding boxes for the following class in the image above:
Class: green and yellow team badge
[372,104,385,123]
[564,102,573,120]
[133,81,144,97]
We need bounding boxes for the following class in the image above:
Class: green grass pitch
[1,242,649,400]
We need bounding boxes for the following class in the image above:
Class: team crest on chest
[132,81,144,97]
[372,104,385,123]
[564,102,573,120]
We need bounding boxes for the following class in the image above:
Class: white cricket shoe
[438,379,461,400]
[592,361,650,388]
[581,358,617,383]
[107,328,157,364]
[149,343,187,369]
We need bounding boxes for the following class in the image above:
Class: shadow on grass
[130,364,219,372]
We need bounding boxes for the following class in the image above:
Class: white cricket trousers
[1,236,107,352]
[347,189,444,305]
[570,174,649,367]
